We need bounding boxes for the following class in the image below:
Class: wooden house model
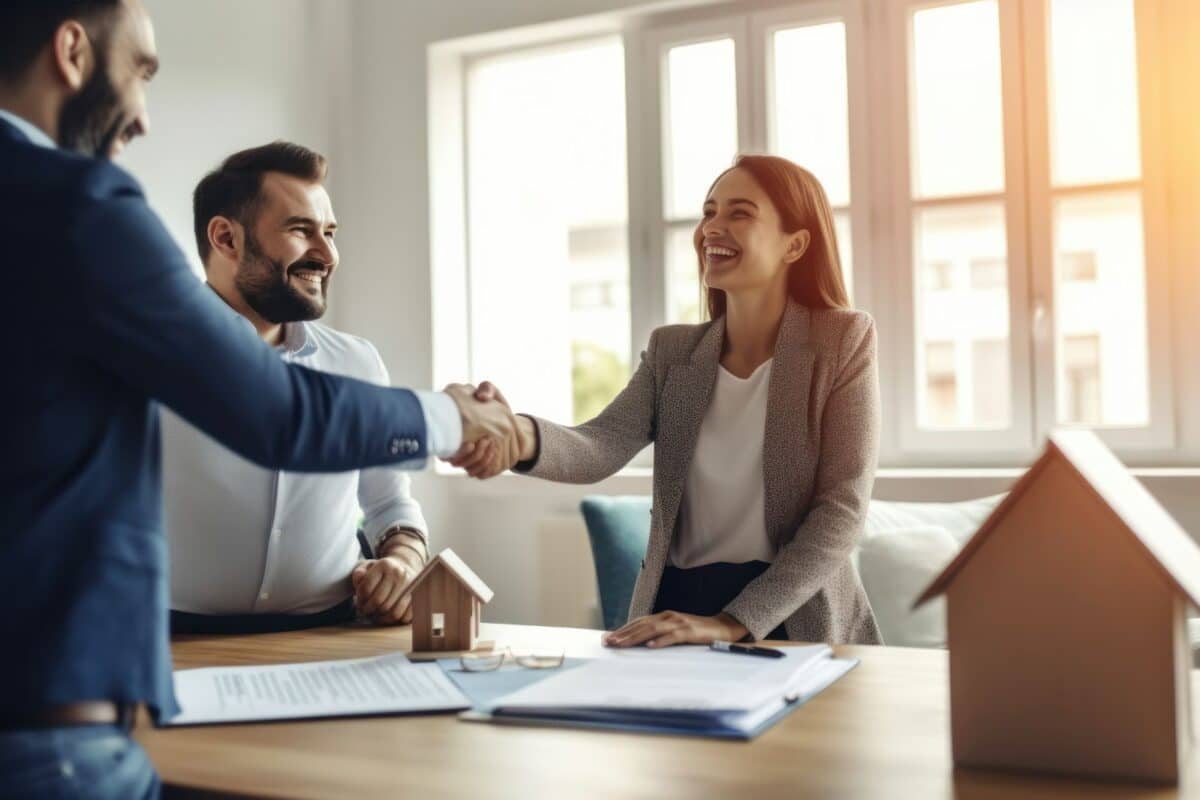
[400,548,494,654]
[914,430,1200,784]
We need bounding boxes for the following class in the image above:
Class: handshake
[443,382,535,479]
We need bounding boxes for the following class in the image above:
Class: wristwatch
[374,526,428,565]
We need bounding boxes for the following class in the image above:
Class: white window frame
[1019,0,1175,452]
[881,0,1038,457]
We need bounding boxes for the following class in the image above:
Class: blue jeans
[0,724,159,799]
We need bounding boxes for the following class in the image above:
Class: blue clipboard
[439,655,858,740]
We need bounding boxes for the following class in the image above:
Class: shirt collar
[0,109,57,150]
[278,322,318,357]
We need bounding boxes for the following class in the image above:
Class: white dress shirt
[165,321,442,615]
[670,358,777,569]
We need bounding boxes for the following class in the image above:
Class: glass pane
[771,22,850,206]
[665,39,738,220]
[467,39,630,425]
[667,225,704,325]
[568,226,632,424]
[910,1,1005,198]
[1054,191,1148,426]
[833,211,853,303]
[1049,0,1141,186]
[913,204,1011,429]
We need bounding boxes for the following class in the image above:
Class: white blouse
[670,358,777,569]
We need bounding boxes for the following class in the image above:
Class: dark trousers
[170,596,357,635]
[652,560,788,641]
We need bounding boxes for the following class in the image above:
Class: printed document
[165,652,470,726]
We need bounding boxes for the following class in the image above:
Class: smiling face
[234,172,339,324]
[693,167,808,299]
[59,0,157,158]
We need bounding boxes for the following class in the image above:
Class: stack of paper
[469,644,855,739]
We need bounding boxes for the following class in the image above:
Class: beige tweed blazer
[521,300,882,644]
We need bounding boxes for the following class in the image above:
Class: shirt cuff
[414,390,463,458]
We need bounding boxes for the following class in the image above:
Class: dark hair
[0,1,122,82]
[701,154,851,319]
[192,141,328,265]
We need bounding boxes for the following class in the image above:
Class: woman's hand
[445,381,535,478]
[602,611,750,649]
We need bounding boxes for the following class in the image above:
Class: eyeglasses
[458,646,565,672]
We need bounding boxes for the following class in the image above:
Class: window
[922,341,958,428]
[1061,334,1102,425]
[891,0,1023,450]
[432,0,1184,467]
[768,18,856,299]
[462,38,629,425]
[970,258,1007,291]
[926,261,954,292]
[887,0,1171,454]
[972,339,1011,426]
[1042,0,1155,433]
[1060,251,1097,283]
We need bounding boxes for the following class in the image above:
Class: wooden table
[137,622,1200,799]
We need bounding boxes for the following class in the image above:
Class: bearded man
[165,142,430,634]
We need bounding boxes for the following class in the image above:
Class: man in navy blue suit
[0,2,523,796]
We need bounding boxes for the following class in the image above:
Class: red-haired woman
[454,155,882,648]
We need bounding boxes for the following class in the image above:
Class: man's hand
[600,611,750,649]
[443,381,534,478]
[350,532,426,625]
[442,382,522,476]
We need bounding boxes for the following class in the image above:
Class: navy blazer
[0,118,429,720]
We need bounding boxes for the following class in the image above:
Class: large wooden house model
[914,430,1200,784]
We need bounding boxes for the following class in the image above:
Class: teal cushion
[580,496,652,630]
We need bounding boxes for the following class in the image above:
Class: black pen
[710,640,785,659]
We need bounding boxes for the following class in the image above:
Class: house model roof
[914,429,1200,609]
[399,547,494,604]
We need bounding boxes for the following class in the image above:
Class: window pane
[914,204,1011,429]
[924,342,958,428]
[910,1,1005,198]
[771,22,850,206]
[568,226,632,423]
[1049,0,1141,186]
[467,39,629,424]
[665,39,738,220]
[972,339,1011,427]
[667,225,703,324]
[1054,191,1148,426]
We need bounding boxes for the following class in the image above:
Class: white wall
[121,0,344,272]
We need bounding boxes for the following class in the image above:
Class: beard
[235,232,328,324]
[58,51,131,158]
